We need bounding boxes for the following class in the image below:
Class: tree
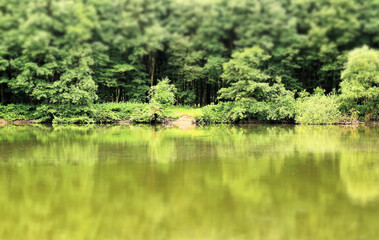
[2,0,98,104]
[0,0,378,109]
[149,78,177,106]
[219,46,295,121]
[219,46,270,101]
[340,46,379,120]
[295,88,342,124]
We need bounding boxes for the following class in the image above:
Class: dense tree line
[0,0,378,108]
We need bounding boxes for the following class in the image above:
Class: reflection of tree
[340,153,379,205]
[0,124,378,239]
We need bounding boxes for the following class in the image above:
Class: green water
[0,125,378,240]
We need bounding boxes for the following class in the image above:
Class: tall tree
[340,46,379,120]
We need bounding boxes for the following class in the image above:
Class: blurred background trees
[0,0,377,109]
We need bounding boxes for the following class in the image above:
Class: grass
[0,103,203,123]
[165,105,202,119]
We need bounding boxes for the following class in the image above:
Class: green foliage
[199,102,236,124]
[199,95,296,124]
[219,46,271,102]
[249,83,296,122]
[130,102,166,123]
[0,0,377,118]
[52,116,95,125]
[1,102,171,124]
[164,105,202,119]
[149,78,177,106]
[1,124,378,240]
[34,105,96,124]
[340,46,379,120]
[295,89,342,125]
[0,0,377,106]
[91,102,143,122]
[0,104,36,121]
[216,47,296,122]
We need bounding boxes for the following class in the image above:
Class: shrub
[164,105,202,119]
[295,89,342,125]
[90,104,120,123]
[199,94,296,124]
[52,116,95,125]
[0,104,36,121]
[94,102,146,121]
[339,46,379,121]
[149,78,177,106]
[216,47,296,123]
[245,83,296,122]
[34,104,95,123]
[1,102,171,124]
[32,102,170,124]
[130,102,166,123]
[199,102,235,123]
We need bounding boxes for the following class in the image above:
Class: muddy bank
[162,115,197,130]
[339,120,379,126]
[0,119,7,126]
[0,119,37,126]
[1,118,378,127]
[115,120,133,125]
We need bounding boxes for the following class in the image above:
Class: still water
[0,124,378,240]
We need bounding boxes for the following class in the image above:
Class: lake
[0,124,378,240]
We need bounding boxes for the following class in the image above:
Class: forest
[0,0,378,124]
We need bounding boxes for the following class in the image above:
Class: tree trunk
[0,84,3,105]
[192,80,197,106]
[46,0,52,17]
[206,83,211,105]
[149,52,155,87]
[201,81,207,107]
[115,88,120,103]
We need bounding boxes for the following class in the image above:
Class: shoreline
[1,118,378,127]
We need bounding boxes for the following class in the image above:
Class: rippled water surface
[0,124,378,240]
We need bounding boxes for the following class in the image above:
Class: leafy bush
[94,102,143,121]
[52,116,95,125]
[245,84,296,122]
[295,89,342,125]
[339,46,379,121]
[149,78,177,106]
[216,46,296,123]
[34,105,94,123]
[91,106,119,123]
[164,105,202,119]
[199,99,296,124]
[199,102,235,123]
[130,102,166,123]
[9,102,169,124]
[34,104,115,124]
[176,90,196,105]
[0,104,36,121]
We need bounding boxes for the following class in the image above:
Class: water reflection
[0,125,378,240]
